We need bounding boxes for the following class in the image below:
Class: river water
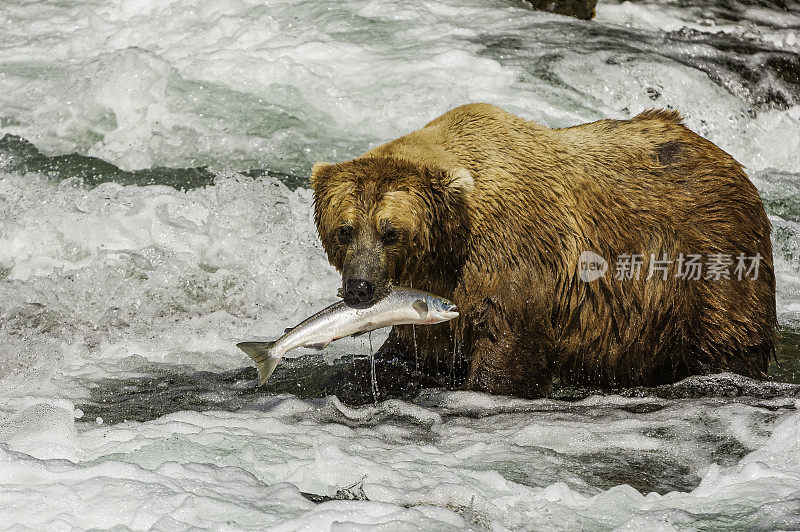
[1,0,800,529]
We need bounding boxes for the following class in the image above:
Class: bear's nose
[344,279,375,305]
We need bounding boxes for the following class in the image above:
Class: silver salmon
[237,287,458,386]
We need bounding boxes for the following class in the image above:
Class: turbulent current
[1,0,800,529]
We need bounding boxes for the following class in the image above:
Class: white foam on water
[1,0,798,174]
[0,395,798,529]
[597,0,800,49]
[0,169,367,402]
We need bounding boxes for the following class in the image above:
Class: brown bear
[311,103,776,398]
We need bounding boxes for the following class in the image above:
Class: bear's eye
[381,227,399,246]
[337,225,354,246]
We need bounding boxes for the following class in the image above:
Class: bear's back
[373,104,764,247]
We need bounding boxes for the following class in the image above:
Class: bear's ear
[432,167,474,195]
[310,162,333,189]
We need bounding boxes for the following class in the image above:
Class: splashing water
[369,331,378,405]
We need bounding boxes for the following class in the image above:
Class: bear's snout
[339,232,392,307]
[344,278,375,306]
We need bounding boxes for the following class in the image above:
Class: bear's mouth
[339,280,392,308]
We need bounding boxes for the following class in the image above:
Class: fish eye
[440,299,456,311]
[381,226,398,246]
[337,225,354,246]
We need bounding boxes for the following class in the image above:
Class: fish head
[424,295,459,323]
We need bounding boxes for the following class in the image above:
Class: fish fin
[303,340,331,350]
[236,341,281,386]
[412,300,429,318]
[284,327,294,334]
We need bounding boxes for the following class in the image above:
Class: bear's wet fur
[312,103,776,398]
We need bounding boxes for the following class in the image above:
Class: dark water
[78,330,800,426]
[772,327,800,382]
[0,134,308,190]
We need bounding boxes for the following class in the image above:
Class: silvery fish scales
[237,286,458,385]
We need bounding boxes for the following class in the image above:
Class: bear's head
[312,156,473,307]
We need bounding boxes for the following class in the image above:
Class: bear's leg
[463,297,556,398]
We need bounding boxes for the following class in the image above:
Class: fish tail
[236,341,280,386]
